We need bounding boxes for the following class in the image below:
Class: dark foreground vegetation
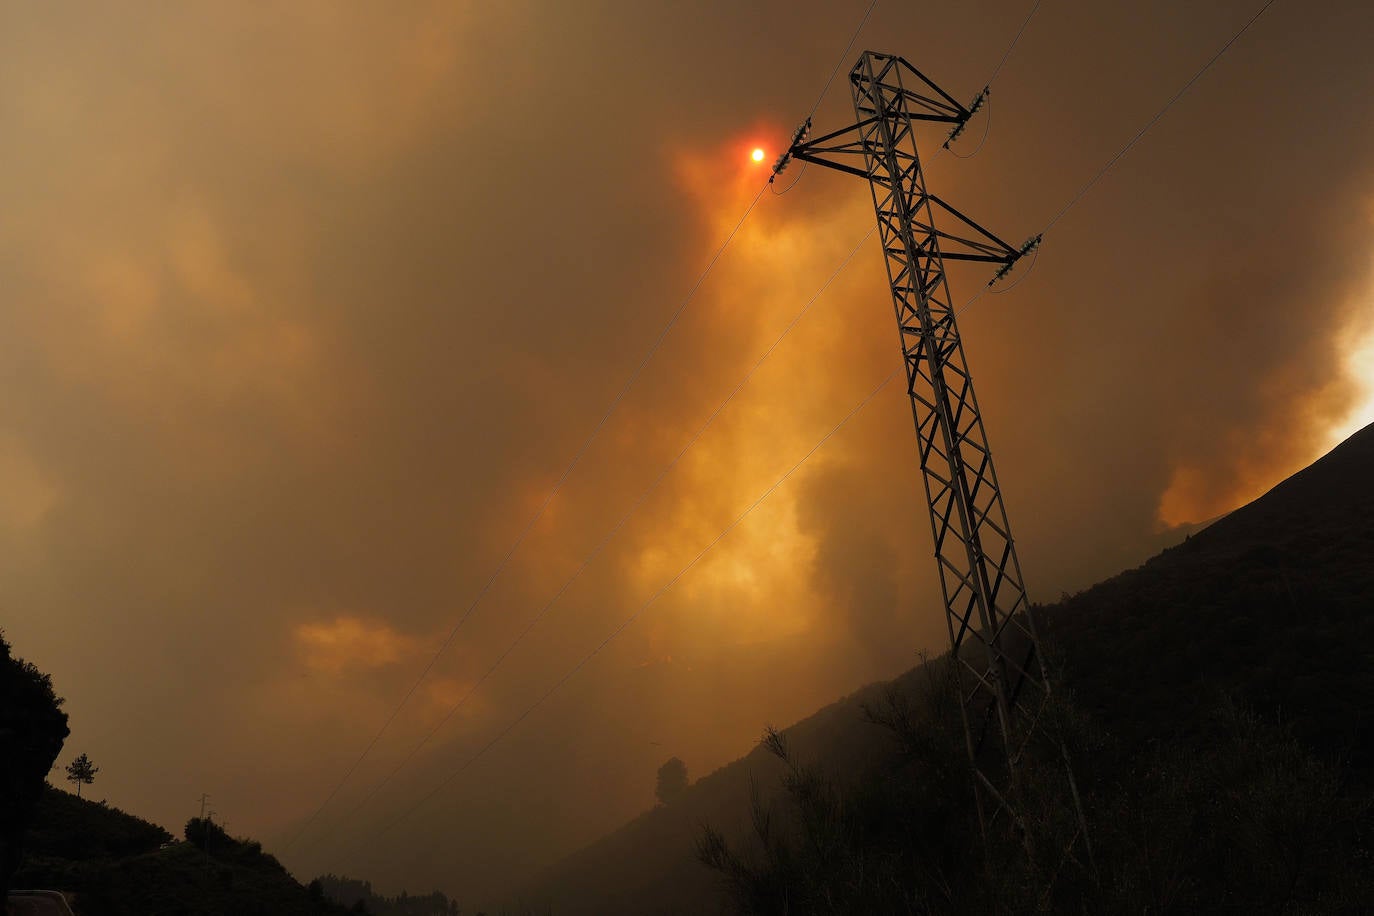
[699,659,1370,913]
[13,793,354,915]
[6,425,1372,914]
[528,424,1374,914]
[11,789,466,915]
[3,783,474,916]
[698,429,1374,914]
[699,424,1374,913]
[1,630,69,908]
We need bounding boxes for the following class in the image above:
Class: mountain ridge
[517,423,1374,914]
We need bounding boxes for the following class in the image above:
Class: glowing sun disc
[751,147,765,162]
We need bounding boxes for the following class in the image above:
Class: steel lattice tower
[782,52,1088,865]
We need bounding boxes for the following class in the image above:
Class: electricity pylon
[779,51,1089,871]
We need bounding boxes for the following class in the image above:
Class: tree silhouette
[655,756,688,806]
[2,629,70,902]
[64,753,98,798]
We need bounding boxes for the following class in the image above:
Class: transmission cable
[281,179,767,853]
[310,0,1042,857]
[347,365,901,856]
[311,228,877,843]
[284,0,892,854]
[987,245,1039,295]
[812,0,881,119]
[310,227,886,856]
[987,0,1043,88]
[337,0,1284,854]
[1042,0,1278,234]
[947,94,992,160]
[773,0,879,195]
[944,0,1042,157]
[770,162,809,195]
[978,0,1279,298]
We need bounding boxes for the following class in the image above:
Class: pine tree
[64,752,98,798]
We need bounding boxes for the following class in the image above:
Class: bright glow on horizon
[1334,321,1374,443]
[1323,262,1374,448]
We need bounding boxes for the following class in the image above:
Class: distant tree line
[313,873,463,916]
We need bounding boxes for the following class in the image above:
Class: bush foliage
[701,428,1374,913]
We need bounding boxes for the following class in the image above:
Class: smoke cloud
[1,0,1371,906]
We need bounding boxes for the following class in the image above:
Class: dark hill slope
[15,789,350,916]
[1043,422,1374,772]
[1,632,69,900]
[517,674,924,916]
[520,424,1374,914]
[19,785,171,863]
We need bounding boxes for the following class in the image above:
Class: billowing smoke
[1,0,1371,906]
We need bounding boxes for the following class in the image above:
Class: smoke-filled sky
[4,0,1373,905]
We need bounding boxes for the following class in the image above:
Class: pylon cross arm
[789,131,1020,266]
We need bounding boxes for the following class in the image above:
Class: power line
[986,0,1043,88]
[282,168,765,858]
[318,119,986,856]
[988,245,1039,295]
[947,93,992,159]
[770,162,809,195]
[943,0,1043,157]
[352,365,901,855]
[1042,0,1278,233]
[359,0,1285,839]
[285,0,894,855]
[311,0,1042,859]
[332,0,1284,865]
[812,0,882,119]
[775,0,880,195]
[313,198,892,861]
[972,0,1279,299]
[304,227,878,854]
[325,0,1258,860]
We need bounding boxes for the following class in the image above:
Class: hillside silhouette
[520,424,1374,914]
[13,791,357,916]
[1,630,69,907]
[1045,422,1374,772]
[6,426,1371,913]
[11,785,470,915]
[311,874,460,916]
